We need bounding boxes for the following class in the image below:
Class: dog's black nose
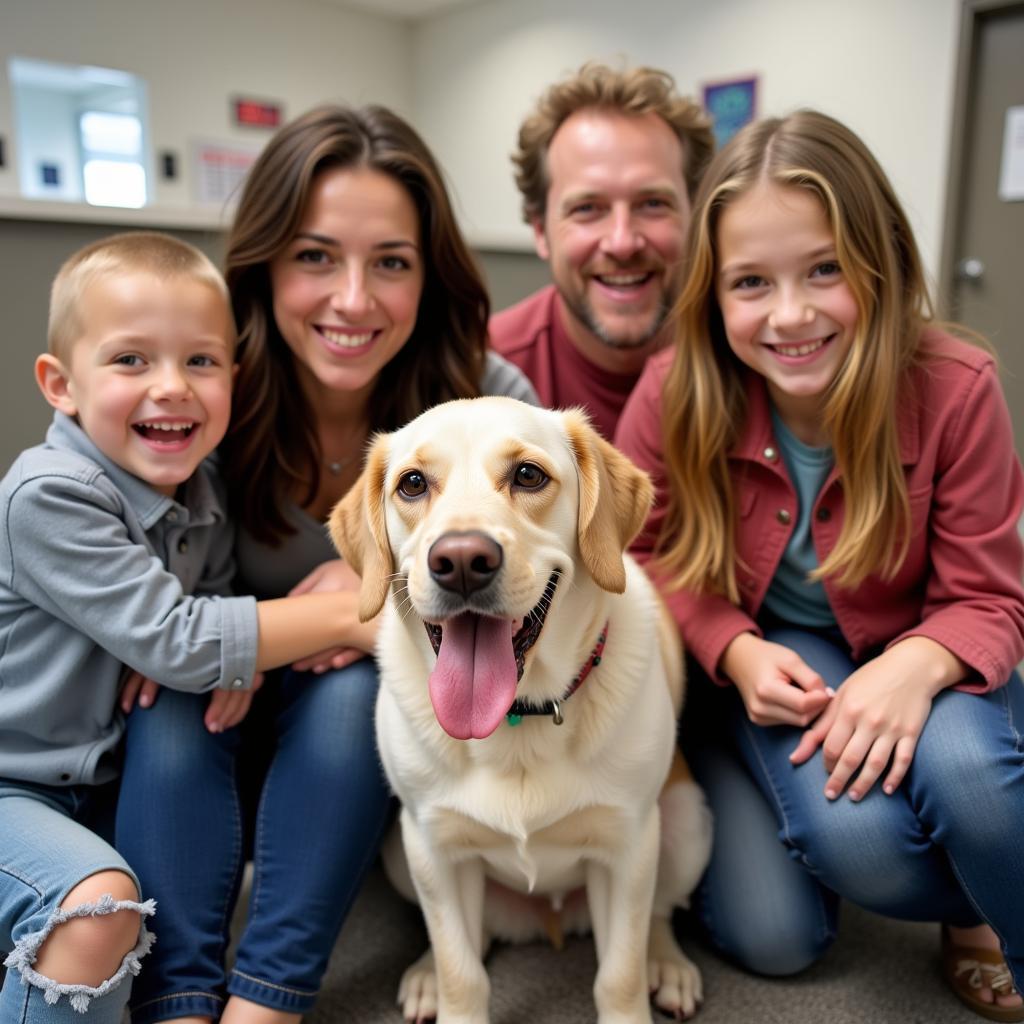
[428,531,503,596]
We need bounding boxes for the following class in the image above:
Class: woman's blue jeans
[1,780,154,1023]
[115,658,393,1022]
[683,627,1024,987]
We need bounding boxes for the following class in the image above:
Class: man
[490,63,714,438]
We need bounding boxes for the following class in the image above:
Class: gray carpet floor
[305,864,982,1023]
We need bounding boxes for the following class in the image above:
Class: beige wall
[0,0,974,469]
[411,0,961,284]
[0,0,413,210]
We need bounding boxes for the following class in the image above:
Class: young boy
[0,232,373,1023]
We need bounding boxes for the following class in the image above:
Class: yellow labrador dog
[330,397,712,1024]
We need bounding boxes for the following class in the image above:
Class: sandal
[942,928,1024,1022]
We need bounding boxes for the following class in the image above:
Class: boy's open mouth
[132,422,197,442]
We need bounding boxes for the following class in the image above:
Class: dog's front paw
[647,917,703,1020]
[398,949,438,1023]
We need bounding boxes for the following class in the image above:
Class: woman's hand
[789,636,964,800]
[204,672,264,733]
[287,559,380,671]
[722,632,833,727]
[120,670,161,713]
[120,669,265,732]
[289,646,370,673]
[288,558,361,597]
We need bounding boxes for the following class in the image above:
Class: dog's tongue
[429,613,516,740]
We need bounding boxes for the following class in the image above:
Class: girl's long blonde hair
[658,110,932,601]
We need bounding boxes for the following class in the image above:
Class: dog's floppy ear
[328,435,393,621]
[563,408,654,594]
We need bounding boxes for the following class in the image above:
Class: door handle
[956,257,986,282]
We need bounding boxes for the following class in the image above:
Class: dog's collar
[505,622,608,727]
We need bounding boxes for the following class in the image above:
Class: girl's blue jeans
[683,626,1024,988]
[0,779,155,1023]
[114,658,393,1022]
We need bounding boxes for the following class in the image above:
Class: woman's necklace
[320,412,367,480]
[326,454,356,476]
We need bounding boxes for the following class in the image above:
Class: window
[80,111,146,207]
[9,57,150,208]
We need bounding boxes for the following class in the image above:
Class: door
[943,1,1024,454]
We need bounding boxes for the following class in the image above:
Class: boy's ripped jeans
[1,781,155,1022]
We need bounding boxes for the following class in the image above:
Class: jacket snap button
[763,446,778,461]
[776,508,792,525]
[816,506,832,522]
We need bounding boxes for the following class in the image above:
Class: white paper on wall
[998,106,1024,202]
[192,141,261,206]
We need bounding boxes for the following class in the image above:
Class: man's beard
[563,289,672,351]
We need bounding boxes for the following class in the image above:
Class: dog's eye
[513,463,548,490]
[397,470,428,499]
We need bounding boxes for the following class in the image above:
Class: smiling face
[38,272,235,495]
[534,109,690,373]
[269,165,424,412]
[715,182,860,443]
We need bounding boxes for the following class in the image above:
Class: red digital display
[233,98,282,128]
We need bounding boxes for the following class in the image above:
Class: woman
[116,104,537,1024]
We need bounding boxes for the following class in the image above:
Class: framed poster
[702,76,758,148]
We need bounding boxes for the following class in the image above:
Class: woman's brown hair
[221,104,488,543]
[658,110,933,600]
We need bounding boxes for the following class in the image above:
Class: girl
[616,110,1024,1021]
[115,105,536,1024]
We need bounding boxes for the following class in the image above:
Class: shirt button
[776,508,792,525]
[763,446,778,462]
[816,506,832,522]
[167,509,178,522]
[178,539,188,554]
[230,678,244,689]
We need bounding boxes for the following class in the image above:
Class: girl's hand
[204,672,265,733]
[288,558,361,597]
[120,670,161,713]
[721,632,833,727]
[789,637,964,800]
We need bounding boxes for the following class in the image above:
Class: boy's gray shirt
[0,412,258,787]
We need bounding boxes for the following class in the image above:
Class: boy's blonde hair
[658,109,933,601]
[512,62,714,223]
[48,231,231,362]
